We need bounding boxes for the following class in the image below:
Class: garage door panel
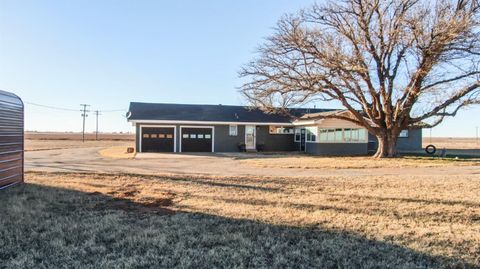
[181,128,213,152]
[141,127,175,152]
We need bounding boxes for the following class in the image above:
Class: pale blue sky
[0,0,478,137]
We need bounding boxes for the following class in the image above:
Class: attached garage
[0,90,24,189]
[140,126,175,152]
[180,127,213,152]
[128,102,423,154]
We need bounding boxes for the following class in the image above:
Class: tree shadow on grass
[30,171,284,193]
[329,193,480,208]
[0,183,476,269]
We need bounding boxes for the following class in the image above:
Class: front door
[300,128,306,151]
[245,125,256,150]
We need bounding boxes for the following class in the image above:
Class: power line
[25,101,127,113]
[24,101,79,112]
[99,109,127,113]
[22,101,129,134]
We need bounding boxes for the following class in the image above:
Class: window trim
[305,126,317,142]
[179,126,215,152]
[269,126,295,135]
[306,128,368,144]
[294,128,302,142]
[399,130,409,138]
[229,125,238,136]
[139,125,177,153]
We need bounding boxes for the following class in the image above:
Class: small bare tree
[240,0,480,157]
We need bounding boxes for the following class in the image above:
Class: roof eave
[127,119,295,126]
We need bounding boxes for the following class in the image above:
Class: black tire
[425,144,436,155]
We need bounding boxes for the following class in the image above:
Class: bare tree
[240,0,480,157]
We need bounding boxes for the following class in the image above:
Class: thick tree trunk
[373,134,398,158]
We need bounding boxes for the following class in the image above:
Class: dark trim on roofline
[128,119,295,126]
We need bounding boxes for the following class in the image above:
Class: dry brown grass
[98,146,136,159]
[25,140,134,151]
[24,132,134,151]
[239,155,480,169]
[25,131,134,141]
[1,171,476,267]
[423,137,480,149]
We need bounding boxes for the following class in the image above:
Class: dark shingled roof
[127,102,337,123]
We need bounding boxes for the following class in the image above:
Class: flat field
[25,139,133,151]
[1,170,479,268]
[6,134,479,267]
[423,137,480,149]
[239,154,480,169]
[25,131,135,141]
[24,132,134,151]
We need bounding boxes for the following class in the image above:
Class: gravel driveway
[24,146,480,178]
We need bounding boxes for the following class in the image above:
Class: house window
[269,126,294,134]
[198,134,204,139]
[344,129,358,141]
[358,129,366,141]
[317,128,367,143]
[294,128,302,142]
[334,128,343,142]
[399,130,409,138]
[344,128,352,141]
[229,125,238,136]
[319,129,329,141]
[143,134,149,138]
[319,129,334,142]
[327,129,335,141]
[306,127,317,142]
[182,134,189,138]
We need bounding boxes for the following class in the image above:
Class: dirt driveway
[25,146,480,178]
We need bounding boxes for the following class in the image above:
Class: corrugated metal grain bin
[0,90,24,189]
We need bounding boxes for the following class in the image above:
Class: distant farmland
[24,132,134,151]
[423,137,480,150]
[24,132,480,151]
[25,132,135,141]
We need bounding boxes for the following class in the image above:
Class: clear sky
[0,0,478,137]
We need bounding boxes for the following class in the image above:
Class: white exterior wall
[296,118,369,155]
[316,118,364,129]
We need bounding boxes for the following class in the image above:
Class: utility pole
[94,110,101,140]
[80,104,90,143]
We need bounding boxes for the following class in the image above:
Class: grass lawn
[238,155,480,169]
[1,171,479,268]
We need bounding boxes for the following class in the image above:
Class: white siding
[317,118,363,129]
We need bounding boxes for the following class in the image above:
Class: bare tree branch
[240,0,480,157]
